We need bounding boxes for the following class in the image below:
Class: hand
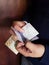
[16,41,45,58]
[10,21,45,58]
[12,21,26,32]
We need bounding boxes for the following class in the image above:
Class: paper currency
[5,35,19,55]
[22,23,39,40]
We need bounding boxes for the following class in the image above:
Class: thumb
[25,41,37,52]
[16,41,24,49]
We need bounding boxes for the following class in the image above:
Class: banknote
[22,23,39,40]
[5,35,19,55]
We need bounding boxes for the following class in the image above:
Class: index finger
[14,25,24,32]
[13,21,26,28]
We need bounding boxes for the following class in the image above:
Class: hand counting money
[5,22,39,55]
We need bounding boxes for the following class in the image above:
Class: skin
[11,21,45,58]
